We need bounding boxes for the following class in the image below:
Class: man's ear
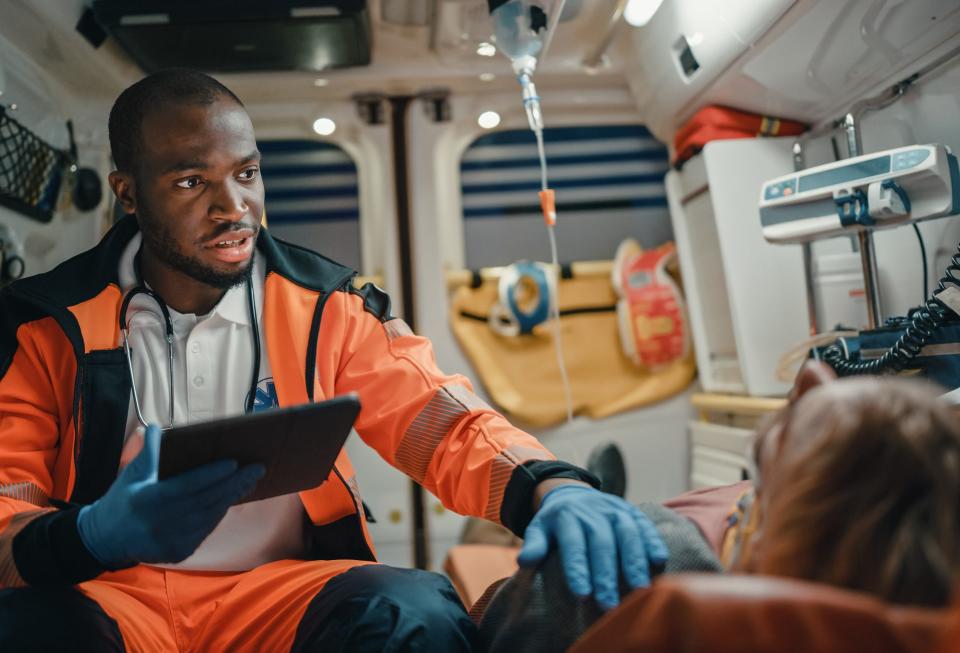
[790,360,837,401]
[108,171,138,215]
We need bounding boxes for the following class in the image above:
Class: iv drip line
[533,106,574,424]
[489,0,574,423]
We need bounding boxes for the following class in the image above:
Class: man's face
[114,97,264,289]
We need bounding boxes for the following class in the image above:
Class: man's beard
[137,203,257,291]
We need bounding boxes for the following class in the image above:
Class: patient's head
[745,362,960,606]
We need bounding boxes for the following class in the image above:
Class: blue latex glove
[517,484,669,611]
[77,424,265,569]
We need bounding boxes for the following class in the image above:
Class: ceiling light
[313,78,330,87]
[479,73,496,82]
[476,42,497,57]
[313,117,336,136]
[623,0,664,27]
[478,111,501,129]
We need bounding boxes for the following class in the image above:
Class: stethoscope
[118,251,261,430]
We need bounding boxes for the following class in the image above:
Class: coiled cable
[823,239,960,375]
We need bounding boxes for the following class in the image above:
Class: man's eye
[176,177,202,189]
[239,167,259,181]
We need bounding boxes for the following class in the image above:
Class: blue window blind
[460,125,672,268]
[259,139,362,271]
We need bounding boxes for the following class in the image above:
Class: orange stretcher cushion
[570,574,950,653]
[674,105,808,166]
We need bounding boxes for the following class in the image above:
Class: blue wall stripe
[262,163,357,176]
[266,210,361,223]
[265,185,360,200]
[462,173,665,194]
[461,149,668,172]
[260,139,360,225]
[471,124,653,146]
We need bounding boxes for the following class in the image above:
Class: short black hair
[108,69,244,174]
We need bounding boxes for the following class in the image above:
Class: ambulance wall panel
[258,139,363,271]
[460,124,673,268]
[0,34,111,280]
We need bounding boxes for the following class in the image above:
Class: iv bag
[491,0,548,63]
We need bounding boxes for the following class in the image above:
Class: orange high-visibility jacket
[0,217,591,587]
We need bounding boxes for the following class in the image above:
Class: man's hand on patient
[518,484,668,611]
[77,424,265,569]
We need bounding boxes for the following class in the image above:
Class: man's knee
[0,586,124,652]
[292,565,477,652]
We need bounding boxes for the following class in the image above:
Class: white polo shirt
[118,233,308,571]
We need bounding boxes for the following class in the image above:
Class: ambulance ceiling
[0,0,629,105]
[622,0,960,142]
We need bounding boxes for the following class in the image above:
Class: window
[259,139,362,271]
[460,125,672,268]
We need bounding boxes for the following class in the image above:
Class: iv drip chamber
[488,0,565,74]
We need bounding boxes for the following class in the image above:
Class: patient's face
[751,361,839,488]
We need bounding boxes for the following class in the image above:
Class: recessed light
[477,42,497,57]
[478,111,501,129]
[623,0,665,27]
[479,73,496,82]
[313,78,330,87]
[313,117,336,136]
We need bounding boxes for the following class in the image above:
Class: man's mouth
[213,237,248,248]
[203,229,257,263]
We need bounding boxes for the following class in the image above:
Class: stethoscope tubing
[118,275,261,431]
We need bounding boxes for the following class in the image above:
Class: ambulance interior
[2,0,960,649]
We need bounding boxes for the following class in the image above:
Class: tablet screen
[157,394,360,504]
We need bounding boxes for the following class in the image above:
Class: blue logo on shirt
[251,378,279,412]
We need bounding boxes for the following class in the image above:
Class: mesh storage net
[0,106,66,222]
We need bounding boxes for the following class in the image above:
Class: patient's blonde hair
[756,377,960,606]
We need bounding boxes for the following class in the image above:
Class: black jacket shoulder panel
[258,230,356,293]
[348,283,394,322]
[0,217,138,376]
[0,292,47,379]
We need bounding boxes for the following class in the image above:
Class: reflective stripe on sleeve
[0,509,54,588]
[395,386,472,483]
[484,454,515,523]
[0,482,49,507]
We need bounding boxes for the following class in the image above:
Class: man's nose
[210,179,248,221]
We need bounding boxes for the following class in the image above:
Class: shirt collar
[118,232,264,327]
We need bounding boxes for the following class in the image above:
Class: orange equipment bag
[673,105,808,167]
[612,239,689,370]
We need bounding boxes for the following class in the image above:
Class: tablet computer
[157,394,361,504]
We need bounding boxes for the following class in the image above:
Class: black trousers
[0,565,478,652]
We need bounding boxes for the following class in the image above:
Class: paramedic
[0,69,666,652]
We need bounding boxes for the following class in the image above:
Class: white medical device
[760,144,960,244]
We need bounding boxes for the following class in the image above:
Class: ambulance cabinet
[666,138,808,396]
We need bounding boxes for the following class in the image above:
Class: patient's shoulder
[662,481,753,554]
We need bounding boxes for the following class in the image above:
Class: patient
[729,361,960,606]
[478,362,960,649]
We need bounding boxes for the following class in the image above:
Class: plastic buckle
[881,179,912,213]
[834,188,868,227]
